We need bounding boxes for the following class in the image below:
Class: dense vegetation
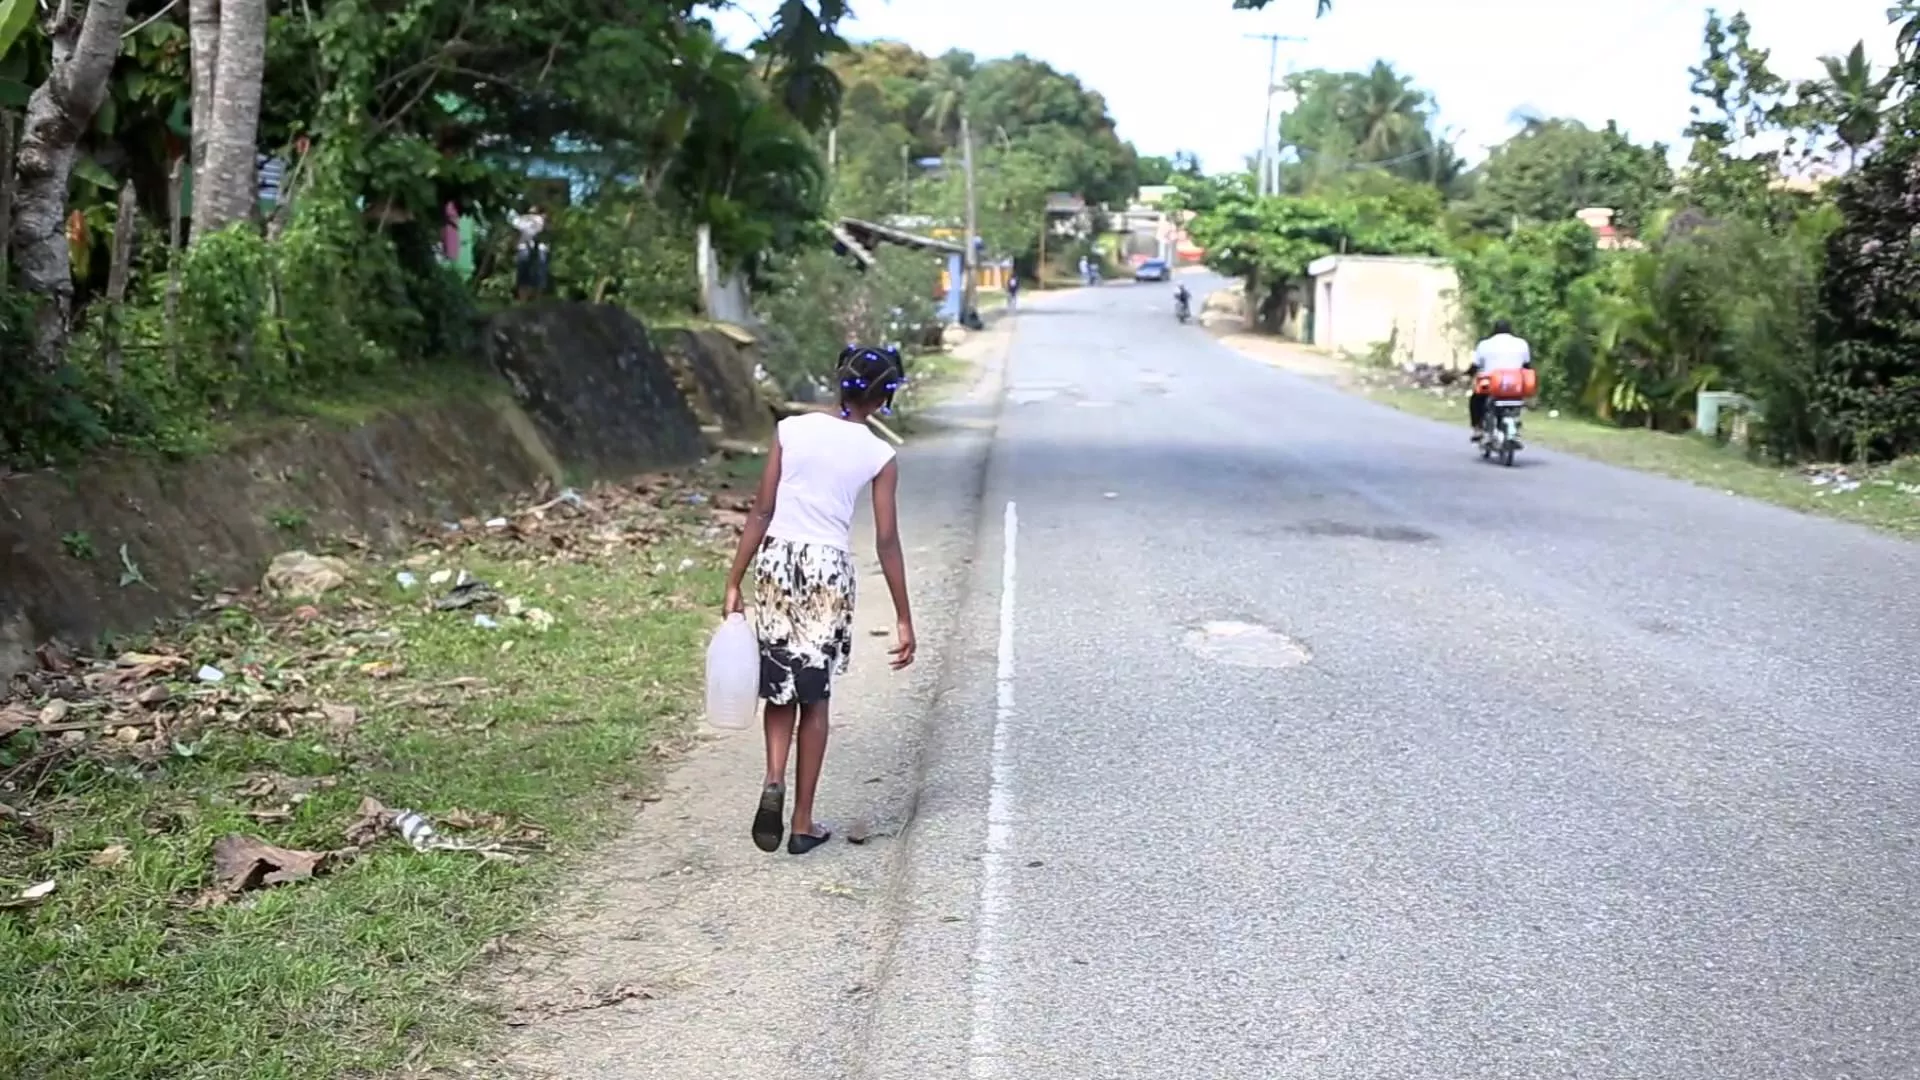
[1184,4,1920,464]
[0,0,1162,466]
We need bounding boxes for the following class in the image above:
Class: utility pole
[960,109,979,318]
[1245,33,1305,195]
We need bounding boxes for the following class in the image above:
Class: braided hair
[836,344,907,417]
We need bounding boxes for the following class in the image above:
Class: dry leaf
[0,704,32,740]
[319,704,359,731]
[90,844,130,868]
[136,684,171,706]
[344,796,393,848]
[38,699,71,725]
[0,879,56,910]
[211,834,330,893]
[35,641,76,673]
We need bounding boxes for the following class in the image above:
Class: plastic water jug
[705,614,760,730]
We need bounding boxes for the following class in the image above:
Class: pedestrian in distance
[722,346,918,855]
[1006,272,1020,313]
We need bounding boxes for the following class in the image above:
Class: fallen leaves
[262,551,352,600]
[0,879,56,911]
[505,983,656,1026]
[210,834,332,894]
[90,844,130,868]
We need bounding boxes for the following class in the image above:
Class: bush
[1451,220,1604,408]
[0,194,484,467]
[1813,142,1920,462]
[755,246,940,398]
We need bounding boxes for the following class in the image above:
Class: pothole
[1180,620,1312,669]
[1290,520,1436,544]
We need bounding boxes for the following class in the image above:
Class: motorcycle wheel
[1502,444,1516,467]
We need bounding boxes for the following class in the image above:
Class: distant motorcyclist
[1174,283,1192,318]
[1469,319,1532,441]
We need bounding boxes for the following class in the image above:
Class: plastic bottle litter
[705,614,760,731]
[392,810,438,851]
[395,571,419,590]
[473,614,499,629]
[196,665,225,683]
[485,517,509,529]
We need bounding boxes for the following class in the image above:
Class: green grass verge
[1357,380,1920,536]
[0,495,735,1078]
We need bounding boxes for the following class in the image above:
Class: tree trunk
[8,0,133,371]
[187,0,219,190]
[105,180,138,303]
[0,110,16,278]
[193,0,264,239]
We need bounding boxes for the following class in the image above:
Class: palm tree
[1812,41,1887,169]
[918,56,971,147]
[1348,61,1429,164]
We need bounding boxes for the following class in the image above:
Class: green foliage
[1811,7,1920,462]
[1179,172,1444,287]
[1276,63,1464,196]
[527,195,700,316]
[826,42,1141,266]
[1459,119,1675,236]
[1451,221,1606,409]
[756,247,940,397]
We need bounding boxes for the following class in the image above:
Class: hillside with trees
[0,5,1157,466]
[1189,4,1920,465]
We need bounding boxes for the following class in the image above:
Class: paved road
[857,274,1920,1079]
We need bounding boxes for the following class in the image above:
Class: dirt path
[480,323,1013,1079]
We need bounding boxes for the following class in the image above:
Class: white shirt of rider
[1474,333,1531,371]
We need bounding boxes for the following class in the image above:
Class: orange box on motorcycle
[1474,368,1537,400]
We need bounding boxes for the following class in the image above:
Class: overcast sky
[709,0,1904,172]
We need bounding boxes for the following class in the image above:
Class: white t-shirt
[765,412,897,552]
[1473,333,1531,371]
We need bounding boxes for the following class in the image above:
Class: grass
[0,482,739,1079]
[1357,378,1920,535]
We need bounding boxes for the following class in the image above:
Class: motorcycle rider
[1469,318,1532,441]
[1174,282,1192,319]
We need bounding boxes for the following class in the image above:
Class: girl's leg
[753,701,797,852]
[789,699,831,838]
[762,701,797,786]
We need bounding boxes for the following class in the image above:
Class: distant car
[1134,259,1171,282]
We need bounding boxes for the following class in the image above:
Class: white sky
[708,0,1904,172]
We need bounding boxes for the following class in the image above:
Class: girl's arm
[871,460,915,669]
[722,439,783,614]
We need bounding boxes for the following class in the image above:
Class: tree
[1810,3,1920,460]
[1801,42,1887,168]
[1461,118,1675,235]
[1233,0,1332,11]
[193,0,268,238]
[1680,9,1803,220]
[1275,63,1461,195]
[8,0,129,369]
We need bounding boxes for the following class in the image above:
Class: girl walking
[722,346,917,855]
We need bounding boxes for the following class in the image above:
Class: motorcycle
[1174,294,1191,324]
[1475,368,1536,467]
[1479,399,1525,466]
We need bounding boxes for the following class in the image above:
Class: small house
[1305,254,1470,370]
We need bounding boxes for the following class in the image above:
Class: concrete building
[1305,254,1471,370]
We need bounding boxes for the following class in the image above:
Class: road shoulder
[486,326,1013,1079]
[1212,325,1920,537]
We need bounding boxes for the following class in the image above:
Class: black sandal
[752,784,786,853]
[787,828,832,856]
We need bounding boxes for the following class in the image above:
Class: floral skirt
[751,537,856,706]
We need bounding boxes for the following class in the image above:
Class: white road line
[968,500,1019,1079]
